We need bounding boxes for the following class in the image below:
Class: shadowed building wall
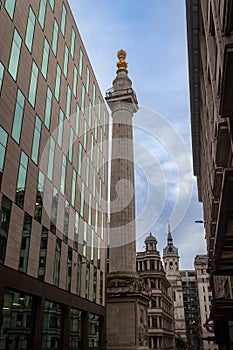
[186,0,233,347]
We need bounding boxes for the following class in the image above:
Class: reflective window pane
[28,61,39,108]
[68,127,73,163]
[34,170,44,222]
[63,44,69,78]
[70,308,82,348]
[52,19,59,56]
[66,247,72,291]
[19,213,32,273]
[0,126,8,185]
[0,196,12,264]
[63,200,69,243]
[41,38,50,79]
[8,29,22,81]
[31,115,42,164]
[0,289,33,349]
[38,227,48,280]
[89,313,101,348]
[42,300,62,348]
[86,66,90,94]
[70,27,76,58]
[72,66,78,97]
[79,48,83,77]
[38,0,47,30]
[92,82,96,107]
[60,3,67,37]
[60,154,66,195]
[49,0,55,11]
[57,109,64,147]
[5,0,16,19]
[50,187,58,234]
[81,84,85,113]
[71,169,76,206]
[16,151,28,208]
[0,61,5,93]
[53,238,61,286]
[47,137,55,181]
[25,7,36,52]
[12,89,25,144]
[66,85,71,120]
[44,87,53,129]
[55,64,61,101]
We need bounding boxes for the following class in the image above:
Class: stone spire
[163,223,178,256]
[167,222,173,245]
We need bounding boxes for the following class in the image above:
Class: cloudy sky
[69,0,207,269]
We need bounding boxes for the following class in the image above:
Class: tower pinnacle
[167,222,173,246]
[163,224,178,256]
[117,49,128,70]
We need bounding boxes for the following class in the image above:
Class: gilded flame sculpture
[117,50,128,70]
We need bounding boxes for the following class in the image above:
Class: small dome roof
[163,245,178,255]
[145,232,157,244]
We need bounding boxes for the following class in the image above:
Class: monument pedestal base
[106,273,149,350]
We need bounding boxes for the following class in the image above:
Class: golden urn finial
[117,50,128,70]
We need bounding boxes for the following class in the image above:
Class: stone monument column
[105,51,149,350]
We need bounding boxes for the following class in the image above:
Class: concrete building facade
[194,255,216,350]
[163,226,186,341]
[137,233,175,350]
[180,270,202,350]
[0,0,109,348]
[186,0,233,347]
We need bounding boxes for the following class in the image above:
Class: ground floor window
[89,313,101,348]
[0,289,33,349]
[42,300,62,349]
[0,279,104,349]
[69,308,82,348]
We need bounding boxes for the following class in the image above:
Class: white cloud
[69,0,204,269]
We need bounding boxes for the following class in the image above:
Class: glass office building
[0,0,109,348]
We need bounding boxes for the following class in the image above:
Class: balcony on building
[212,168,233,275]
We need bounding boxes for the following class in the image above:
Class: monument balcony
[106,87,137,101]
[105,87,138,112]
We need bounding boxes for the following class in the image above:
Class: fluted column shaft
[109,101,136,274]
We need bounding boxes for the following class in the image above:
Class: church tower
[105,51,149,350]
[163,223,179,275]
[163,224,187,340]
[137,233,175,349]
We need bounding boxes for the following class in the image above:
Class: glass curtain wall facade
[0,0,109,348]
